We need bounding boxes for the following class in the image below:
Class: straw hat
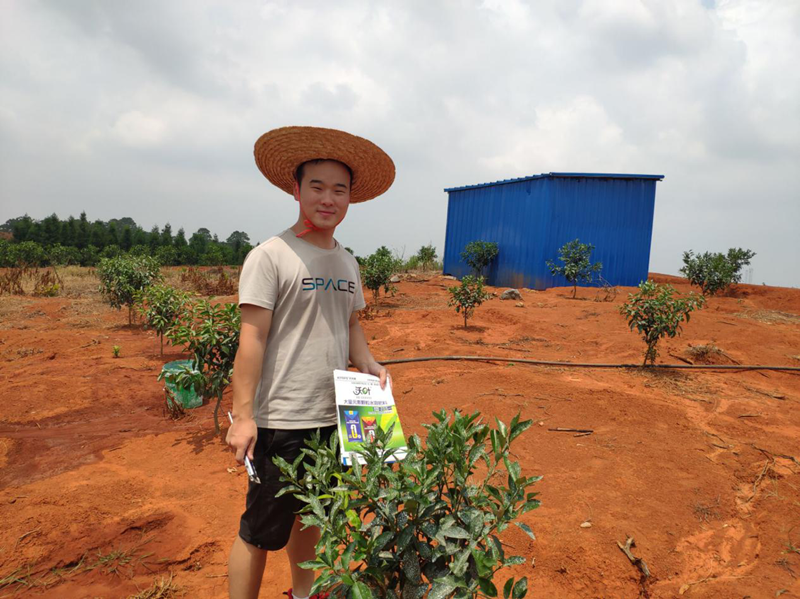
[254,126,395,203]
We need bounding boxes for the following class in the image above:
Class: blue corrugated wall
[443,174,660,290]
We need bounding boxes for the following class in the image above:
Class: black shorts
[238,425,336,551]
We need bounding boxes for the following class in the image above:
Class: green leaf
[478,577,498,597]
[503,577,515,599]
[346,509,361,527]
[515,522,535,540]
[504,555,525,566]
[442,526,470,539]
[428,576,459,599]
[349,581,375,599]
[512,577,528,598]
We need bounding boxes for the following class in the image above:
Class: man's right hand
[226,415,258,464]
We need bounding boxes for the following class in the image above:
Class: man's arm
[226,304,272,463]
[348,311,389,389]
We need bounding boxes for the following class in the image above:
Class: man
[226,126,395,599]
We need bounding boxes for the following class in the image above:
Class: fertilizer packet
[333,369,408,466]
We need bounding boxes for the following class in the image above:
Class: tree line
[0,213,254,267]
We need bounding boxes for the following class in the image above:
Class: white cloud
[0,0,798,286]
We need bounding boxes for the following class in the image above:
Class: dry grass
[128,573,181,599]
[735,309,800,325]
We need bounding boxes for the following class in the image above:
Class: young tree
[276,410,539,598]
[97,255,162,324]
[680,248,756,296]
[416,244,438,271]
[362,246,402,305]
[546,239,602,299]
[448,275,491,328]
[461,241,499,278]
[166,300,240,433]
[619,280,705,365]
[136,284,192,355]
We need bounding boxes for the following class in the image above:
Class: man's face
[294,160,351,230]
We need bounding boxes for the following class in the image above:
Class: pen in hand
[227,411,261,484]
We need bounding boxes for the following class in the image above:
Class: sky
[1,0,798,287]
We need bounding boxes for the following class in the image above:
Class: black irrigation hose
[379,355,800,372]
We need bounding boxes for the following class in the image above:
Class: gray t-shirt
[238,229,366,429]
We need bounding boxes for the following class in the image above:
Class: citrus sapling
[275,410,540,598]
[546,239,602,299]
[619,280,705,365]
[448,275,491,328]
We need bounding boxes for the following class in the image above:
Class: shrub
[416,244,438,271]
[680,248,756,296]
[448,275,491,328]
[80,245,100,267]
[155,245,180,267]
[165,300,240,433]
[136,284,193,355]
[275,410,540,598]
[619,280,705,365]
[400,255,420,272]
[6,241,48,267]
[362,246,402,305]
[546,239,602,299]
[97,255,162,324]
[461,241,498,278]
[48,244,81,266]
[100,244,123,260]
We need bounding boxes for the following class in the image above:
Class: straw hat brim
[254,126,395,203]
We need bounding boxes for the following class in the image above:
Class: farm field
[1,269,799,598]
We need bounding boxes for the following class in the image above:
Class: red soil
[1,272,799,598]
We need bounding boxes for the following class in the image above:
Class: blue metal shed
[442,172,664,290]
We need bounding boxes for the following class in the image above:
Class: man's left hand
[363,360,391,390]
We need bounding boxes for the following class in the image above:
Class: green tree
[189,228,212,258]
[90,221,107,249]
[97,255,162,324]
[107,221,119,248]
[362,246,402,305]
[276,410,539,598]
[136,284,192,355]
[416,244,438,270]
[160,223,173,248]
[448,275,491,328]
[76,212,90,249]
[80,245,100,267]
[132,226,147,248]
[148,225,161,252]
[619,280,705,365]
[680,248,756,296]
[61,216,77,247]
[155,245,180,266]
[11,215,34,242]
[9,241,48,266]
[461,241,499,278]
[49,244,81,266]
[174,227,188,250]
[120,226,133,251]
[546,239,603,299]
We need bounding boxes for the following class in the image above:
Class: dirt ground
[1,268,799,598]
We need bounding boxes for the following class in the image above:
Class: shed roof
[443,172,665,193]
